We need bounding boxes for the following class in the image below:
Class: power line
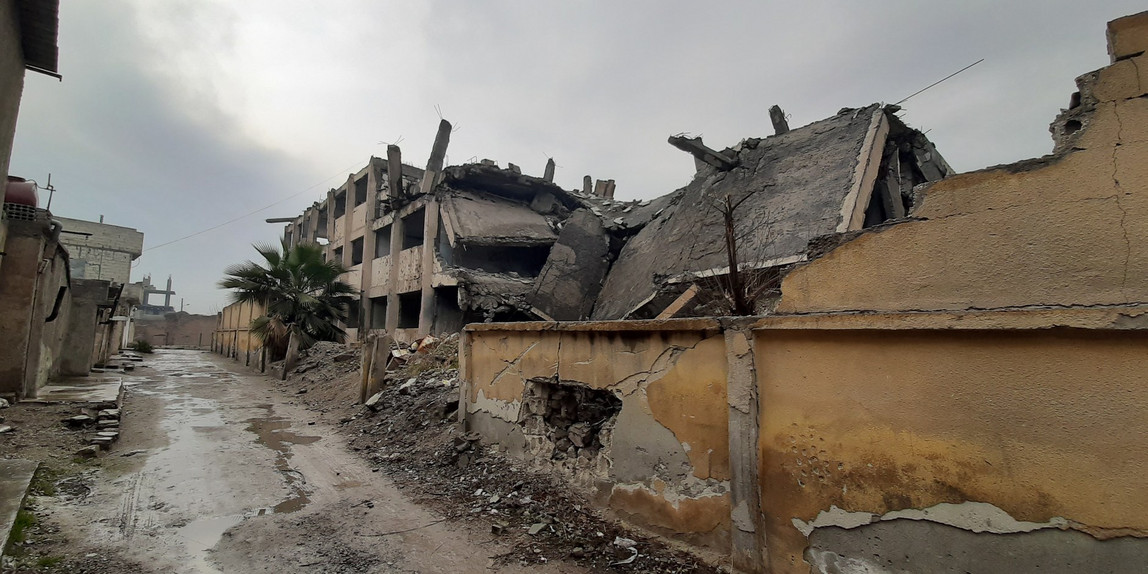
[143,162,364,254]
[894,58,984,106]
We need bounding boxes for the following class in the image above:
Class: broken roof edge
[19,0,60,77]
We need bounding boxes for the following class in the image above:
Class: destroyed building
[271,121,670,343]
[271,104,948,343]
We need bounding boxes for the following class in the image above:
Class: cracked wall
[778,14,1148,315]
[461,320,732,550]
[753,322,1148,573]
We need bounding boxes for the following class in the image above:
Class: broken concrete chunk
[0,425,13,434]
[528,523,546,536]
[64,415,94,427]
[567,422,592,448]
[528,209,611,321]
[398,378,417,395]
[75,446,100,458]
[365,392,384,411]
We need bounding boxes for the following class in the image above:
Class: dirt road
[38,350,585,573]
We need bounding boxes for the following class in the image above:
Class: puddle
[245,416,321,515]
[179,515,244,574]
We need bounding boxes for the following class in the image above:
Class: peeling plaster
[469,388,522,422]
[793,502,1069,538]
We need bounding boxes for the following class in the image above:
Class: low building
[56,215,144,284]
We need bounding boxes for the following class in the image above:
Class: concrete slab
[0,459,38,553]
[27,375,124,407]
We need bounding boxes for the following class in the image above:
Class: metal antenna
[44,173,56,211]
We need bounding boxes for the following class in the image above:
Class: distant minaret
[164,276,173,308]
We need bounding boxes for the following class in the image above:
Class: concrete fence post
[724,322,767,572]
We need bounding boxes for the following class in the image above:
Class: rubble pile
[313,336,721,573]
[276,342,364,410]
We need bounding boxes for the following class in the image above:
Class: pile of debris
[281,336,722,573]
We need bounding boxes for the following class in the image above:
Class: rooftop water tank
[4,177,38,207]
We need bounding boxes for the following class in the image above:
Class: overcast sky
[9,0,1143,313]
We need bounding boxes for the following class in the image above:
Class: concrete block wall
[56,217,144,285]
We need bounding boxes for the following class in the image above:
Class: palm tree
[219,241,356,379]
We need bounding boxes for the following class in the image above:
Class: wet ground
[35,350,584,574]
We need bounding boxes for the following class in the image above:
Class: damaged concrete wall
[778,12,1148,315]
[752,311,1148,573]
[0,217,72,400]
[461,320,733,551]
[749,14,1148,573]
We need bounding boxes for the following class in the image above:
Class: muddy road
[40,350,584,574]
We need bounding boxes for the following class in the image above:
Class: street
[39,350,582,574]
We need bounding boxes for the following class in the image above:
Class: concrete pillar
[593,179,607,197]
[417,120,452,337]
[306,206,319,243]
[543,158,555,182]
[341,177,354,270]
[604,179,616,200]
[325,190,336,261]
[769,104,790,136]
[723,322,766,572]
[360,157,382,338]
[582,175,592,195]
[385,146,404,335]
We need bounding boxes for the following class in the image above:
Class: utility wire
[894,58,984,106]
[143,162,364,254]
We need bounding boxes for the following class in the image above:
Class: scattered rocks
[75,445,100,458]
[64,414,95,427]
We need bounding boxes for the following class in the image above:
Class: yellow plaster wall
[463,322,731,547]
[753,326,1148,573]
[215,300,264,358]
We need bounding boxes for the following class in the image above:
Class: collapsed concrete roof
[589,104,951,320]
[440,192,557,247]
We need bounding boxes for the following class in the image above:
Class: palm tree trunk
[282,329,300,381]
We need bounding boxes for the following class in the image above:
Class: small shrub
[6,509,35,552]
[129,339,154,354]
[36,555,64,567]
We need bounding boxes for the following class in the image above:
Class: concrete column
[306,206,319,243]
[583,175,592,195]
[325,190,336,261]
[723,322,766,572]
[543,158,555,182]
[341,177,354,269]
[417,120,452,337]
[385,146,404,334]
[360,158,381,337]
[417,198,440,337]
